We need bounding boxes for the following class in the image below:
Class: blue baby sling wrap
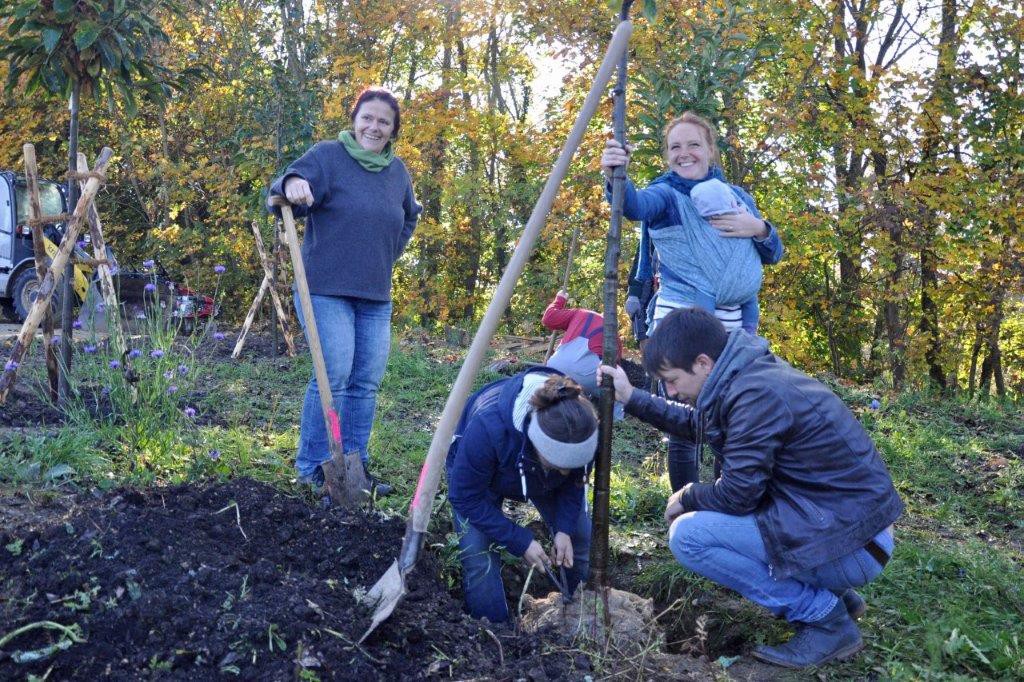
[646,183,763,308]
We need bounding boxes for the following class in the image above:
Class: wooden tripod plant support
[0,147,114,406]
[75,152,125,356]
[232,220,295,359]
[21,144,60,402]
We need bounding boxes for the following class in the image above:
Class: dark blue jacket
[446,367,586,557]
[626,331,904,579]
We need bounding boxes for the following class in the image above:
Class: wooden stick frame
[21,144,60,402]
[76,152,126,355]
[231,219,295,358]
[0,148,114,405]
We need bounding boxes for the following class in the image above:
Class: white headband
[527,416,598,469]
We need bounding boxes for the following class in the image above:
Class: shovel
[358,19,633,643]
[271,196,371,508]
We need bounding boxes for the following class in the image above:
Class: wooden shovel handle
[275,198,344,459]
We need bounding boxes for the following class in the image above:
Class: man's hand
[551,532,574,568]
[557,289,569,300]
[597,364,634,403]
[625,295,641,316]
[523,540,551,570]
[283,177,314,206]
[664,487,688,525]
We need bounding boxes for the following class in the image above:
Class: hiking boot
[839,589,866,621]
[369,476,393,497]
[362,464,393,497]
[751,599,864,669]
[298,465,326,488]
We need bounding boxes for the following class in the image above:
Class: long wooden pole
[0,148,113,405]
[590,1,634,611]
[400,19,633,558]
[543,226,581,362]
[22,145,60,402]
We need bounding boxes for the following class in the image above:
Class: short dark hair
[350,86,401,139]
[643,307,728,375]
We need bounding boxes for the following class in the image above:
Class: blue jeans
[293,292,392,479]
[669,511,893,623]
[453,505,592,622]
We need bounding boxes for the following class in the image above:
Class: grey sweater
[268,141,422,300]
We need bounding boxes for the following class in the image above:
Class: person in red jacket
[542,290,623,417]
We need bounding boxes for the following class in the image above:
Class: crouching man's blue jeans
[669,511,894,623]
[453,505,591,623]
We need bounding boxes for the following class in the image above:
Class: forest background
[2,0,1021,397]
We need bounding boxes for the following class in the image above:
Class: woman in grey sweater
[268,87,422,495]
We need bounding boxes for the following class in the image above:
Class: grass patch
[1,333,1022,678]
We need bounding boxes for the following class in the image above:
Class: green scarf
[338,130,394,172]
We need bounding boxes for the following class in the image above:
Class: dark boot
[363,464,393,497]
[839,589,866,620]
[751,600,863,668]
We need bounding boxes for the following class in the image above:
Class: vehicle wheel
[11,267,64,324]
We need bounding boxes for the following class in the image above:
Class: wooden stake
[22,144,59,402]
[0,148,114,405]
[591,0,636,629]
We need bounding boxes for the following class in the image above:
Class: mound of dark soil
[0,479,590,680]
[0,384,64,427]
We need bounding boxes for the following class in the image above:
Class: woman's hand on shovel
[283,177,314,206]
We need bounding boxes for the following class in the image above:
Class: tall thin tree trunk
[59,81,81,405]
[415,4,457,328]
[457,27,482,322]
